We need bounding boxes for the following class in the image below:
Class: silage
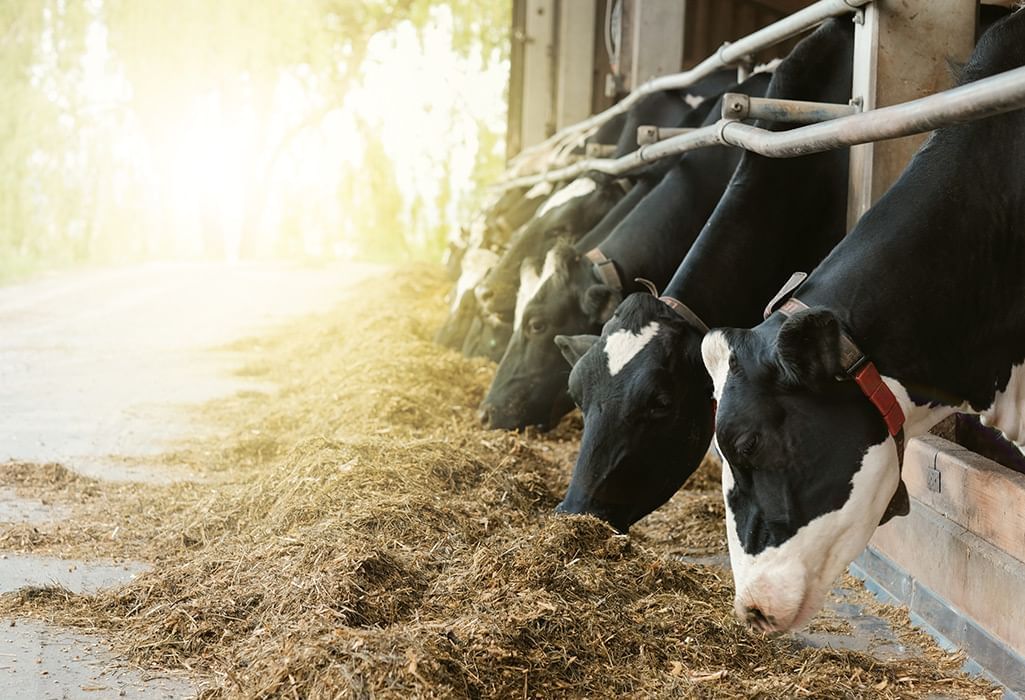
[0,266,997,698]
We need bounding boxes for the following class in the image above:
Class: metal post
[520,0,557,149]
[626,0,686,89]
[555,0,597,130]
[847,0,977,230]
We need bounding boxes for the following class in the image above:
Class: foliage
[0,0,510,282]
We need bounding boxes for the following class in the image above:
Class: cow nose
[478,402,494,427]
[478,287,494,304]
[744,606,775,632]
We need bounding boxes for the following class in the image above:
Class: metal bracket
[722,93,749,121]
[585,143,618,158]
[636,125,695,146]
[926,465,942,493]
[720,93,859,124]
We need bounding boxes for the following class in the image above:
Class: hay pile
[1,266,997,698]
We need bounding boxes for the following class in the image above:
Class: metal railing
[506,0,874,179]
[497,65,1025,190]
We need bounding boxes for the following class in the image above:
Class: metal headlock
[496,65,1025,191]
[505,0,875,180]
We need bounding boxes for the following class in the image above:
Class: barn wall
[683,0,813,70]
[506,0,821,158]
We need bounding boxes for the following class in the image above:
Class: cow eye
[647,393,673,417]
[527,317,547,335]
[738,434,760,458]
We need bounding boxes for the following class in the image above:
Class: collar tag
[763,272,808,320]
[585,248,624,291]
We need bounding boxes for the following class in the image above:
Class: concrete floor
[0,261,377,699]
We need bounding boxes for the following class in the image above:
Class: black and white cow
[554,18,856,531]
[463,72,741,357]
[475,175,632,326]
[478,72,775,431]
[436,180,556,352]
[702,10,1025,633]
[460,173,669,362]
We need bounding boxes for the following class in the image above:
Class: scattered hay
[0,265,998,698]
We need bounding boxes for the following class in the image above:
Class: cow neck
[593,150,741,296]
[572,178,656,255]
[786,109,1025,422]
[662,149,849,333]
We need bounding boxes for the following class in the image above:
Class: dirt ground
[0,264,1002,698]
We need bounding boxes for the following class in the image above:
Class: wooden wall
[683,0,813,70]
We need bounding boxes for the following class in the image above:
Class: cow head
[461,315,513,363]
[479,243,620,430]
[555,294,713,532]
[701,307,907,633]
[475,177,618,324]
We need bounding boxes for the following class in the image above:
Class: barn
[2,1,1024,696]
[447,0,1025,693]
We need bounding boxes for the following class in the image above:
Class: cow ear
[581,284,621,323]
[775,307,843,385]
[701,330,736,400]
[555,334,599,367]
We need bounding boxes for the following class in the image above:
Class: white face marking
[722,438,900,632]
[453,249,499,312]
[513,248,560,331]
[700,330,732,401]
[605,321,660,376]
[536,177,597,218]
[525,181,554,200]
[684,94,704,109]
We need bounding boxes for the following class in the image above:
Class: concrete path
[0,261,378,699]
[0,261,376,481]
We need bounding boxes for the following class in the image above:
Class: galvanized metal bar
[505,0,874,177]
[636,126,695,146]
[501,124,724,189]
[495,65,1025,190]
[720,93,860,124]
[718,64,1025,158]
[584,143,618,157]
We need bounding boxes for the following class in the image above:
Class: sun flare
[3,1,508,274]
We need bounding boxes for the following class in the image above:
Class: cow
[553,18,856,532]
[467,71,739,353]
[436,180,555,352]
[701,10,1025,633]
[478,70,775,431]
[459,174,668,361]
[475,175,633,326]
